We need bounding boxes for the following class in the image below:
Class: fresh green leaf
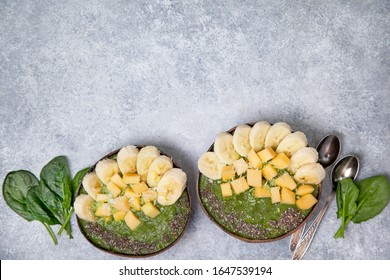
[26,187,60,225]
[35,181,66,224]
[2,170,39,221]
[334,178,359,238]
[71,167,90,201]
[352,175,390,223]
[40,156,72,212]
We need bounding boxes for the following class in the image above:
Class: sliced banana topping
[74,194,95,223]
[232,124,252,157]
[294,163,325,185]
[147,155,173,188]
[288,147,319,173]
[117,145,139,175]
[82,172,102,200]
[198,152,224,180]
[95,159,119,184]
[157,168,187,205]
[276,131,308,157]
[264,122,292,149]
[136,146,160,182]
[214,132,240,164]
[249,121,271,152]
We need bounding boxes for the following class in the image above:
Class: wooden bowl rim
[196,123,322,243]
[76,145,192,258]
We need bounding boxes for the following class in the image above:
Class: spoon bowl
[331,155,360,189]
[317,135,341,169]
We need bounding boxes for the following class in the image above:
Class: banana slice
[294,163,325,185]
[276,131,308,157]
[156,168,187,205]
[249,121,271,152]
[264,122,292,149]
[74,194,96,223]
[198,152,224,180]
[117,145,139,175]
[95,159,119,184]
[136,146,160,182]
[214,132,240,164]
[232,124,252,157]
[147,155,173,188]
[288,147,319,173]
[82,172,102,200]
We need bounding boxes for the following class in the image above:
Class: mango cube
[112,196,130,212]
[270,153,290,169]
[222,165,235,180]
[123,173,141,184]
[141,201,161,218]
[233,158,248,175]
[131,182,149,194]
[296,194,318,210]
[248,149,262,168]
[296,185,315,196]
[110,173,126,189]
[106,181,121,197]
[247,169,262,187]
[95,203,111,217]
[274,173,297,190]
[130,197,141,211]
[142,189,157,202]
[254,187,271,198]
[96,194,109,202]
[124,188,140,199]
[113,210,127,221]
[281,188,296,204]
[231,177,250,194]
[270,187,281,204]
[124,211,141,231]
[257,147,277,163]
[220,182,233,197]
[262,164,278,181]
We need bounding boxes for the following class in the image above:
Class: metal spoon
[289,135,341,253]
[292,155,360,260]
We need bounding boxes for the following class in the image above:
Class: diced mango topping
[247,169,262,187]
[233,158,248,175]
[222,165,235,180]
[262,164,278,181]
[231,177,250,194]
[257,147,277,163]
[270,153,290,169]
[220,182,233,197]
[296,194,318,210]
[248,149,262,169]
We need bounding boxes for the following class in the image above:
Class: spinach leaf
[334,178,359,238]
[40,156,72,213]
[2,170,39,221]
[26,187,60,225]
[352,175,390,223]
[57,167,90,236]
[35,181,66,224]
[71,167,90,202]
[2,170,59,245]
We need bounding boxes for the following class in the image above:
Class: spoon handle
[289,223,305,252]
[292,190,336,260]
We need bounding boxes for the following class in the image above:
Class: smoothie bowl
[197,121,324,242]
[75,145,191,257]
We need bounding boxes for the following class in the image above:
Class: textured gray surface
[0,0,389,260]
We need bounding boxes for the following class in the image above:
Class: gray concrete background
[0,0,389,260]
